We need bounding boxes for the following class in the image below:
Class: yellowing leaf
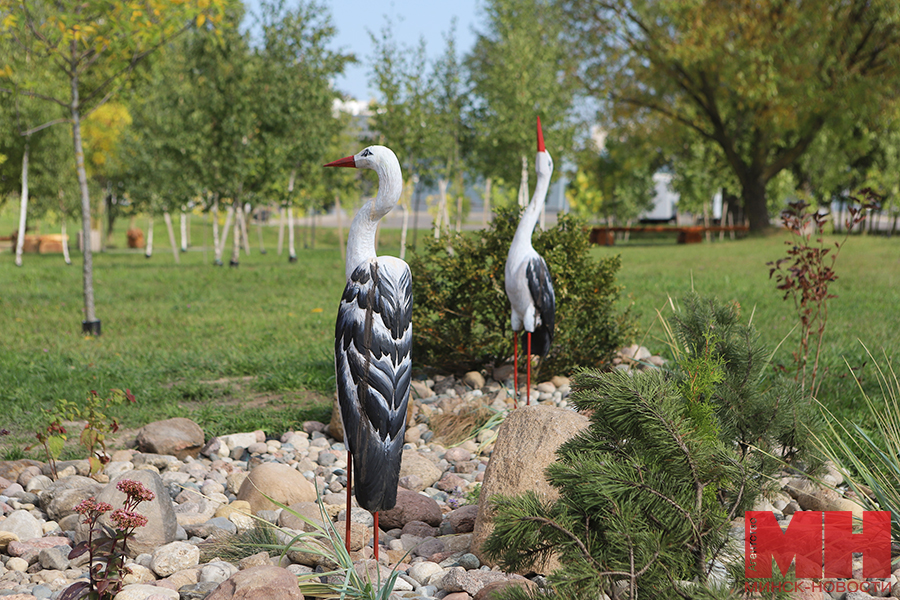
[196,13,205,26]
[311,308,323,313]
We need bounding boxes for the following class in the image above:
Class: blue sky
[246,1,482,101]
[323,1,481,100]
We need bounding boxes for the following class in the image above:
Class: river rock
[204,565,304,600]
[398,450,442,489]
[237,463,316,513]
[0,510,43,541]
[150,541,201,577]
[76,470,177,557]
[380,489,442,529]
[472,405,589,574]
[135,418,205,460]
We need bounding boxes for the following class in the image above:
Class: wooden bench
[589,225,749,246]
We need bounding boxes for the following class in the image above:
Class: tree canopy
[561,0,900,230]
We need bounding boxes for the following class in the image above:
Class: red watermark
[744,580,891,594]
[745,510,891,579]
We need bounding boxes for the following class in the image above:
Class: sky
[247,1,482,101]
[324,1,481,100]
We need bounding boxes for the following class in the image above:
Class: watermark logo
[745,510,891,578]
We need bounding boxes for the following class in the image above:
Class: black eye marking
[361,148,372,157]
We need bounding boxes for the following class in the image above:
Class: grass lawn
[598,232,900,420]
[1,205,897,459]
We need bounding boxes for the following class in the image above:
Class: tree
[368,20,434,251]
[1,0,224,333]
[561,0,900,231]
[466,0,578,202]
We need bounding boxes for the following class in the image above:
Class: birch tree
[1,0,224,334]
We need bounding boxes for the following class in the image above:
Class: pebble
[5,348,838,600]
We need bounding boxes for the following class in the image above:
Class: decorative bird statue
[504,117,556,407]
[325,146,412,562]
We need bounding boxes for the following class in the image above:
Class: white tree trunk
[482,177,492,227]
[399,204,409,261]
[230,207,241,265]
[61,218,71,265]
[180,210,188,252]
[163,211,180,264]
[217,206,233,264]
[211,198,221,263]
[287,206,296,261]
[434,178,449,240]
[186,211,191,247]
[15,140,29,267]
[238,204,251,255]
[517,155,529,207]
[336,195,345,261]
[455,191,462,233]
[72,79,98,331]
[255,207,266,253]
[277,205,286,255]
[145,218,154,258]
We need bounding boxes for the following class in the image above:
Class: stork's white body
[505,149,553,334]
[504,120,556,406]
[328,147,412,556]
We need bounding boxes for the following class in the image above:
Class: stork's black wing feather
[334,258,412,512]
[526,255,555,357]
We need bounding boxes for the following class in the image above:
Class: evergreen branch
[519,516,605,572]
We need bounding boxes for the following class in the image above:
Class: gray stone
[113,583,179,600]
[178,581,221,600]
[199,560,239,583]
[150,541,201,577]
[136,418,205,460]
[76,469,178,557]
[30,584,52,599]
[38,545,71,570]
[457,553,480,570]
[0,510,43,541]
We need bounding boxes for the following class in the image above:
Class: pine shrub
[408,206,634,375]
[482,294,818,599]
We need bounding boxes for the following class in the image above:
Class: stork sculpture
[325,145,412,561]
[504,117,556,407]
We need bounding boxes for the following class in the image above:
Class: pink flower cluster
[116,479,155,503]
[110,508,148,530]
[74,498,113,516]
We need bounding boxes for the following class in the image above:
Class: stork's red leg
[345,452,352,554]
[512,331,519,409]
[527,332,532,406]
[374,511,380,562]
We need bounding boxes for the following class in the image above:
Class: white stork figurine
[325,145,412,561]
[504,117,556,407]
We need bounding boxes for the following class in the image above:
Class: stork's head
[324,145,397,173]
[535,116,553,179]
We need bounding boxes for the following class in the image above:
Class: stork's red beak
[537,116,545,153]
[324,156,356,168]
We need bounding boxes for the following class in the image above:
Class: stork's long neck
[345,161,403,279]
[511,159,552,252]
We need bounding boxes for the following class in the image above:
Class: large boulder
[39,475,104,521]
[379,489,442,530]
[75,469,177,557]
[205,565,305,600]
[471,405,589,574]
[237,462,316,514]
[135,418,205,460]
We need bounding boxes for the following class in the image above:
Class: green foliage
[409,205,634,375]
[200,522,280,563]
[465,0,578,186]
[562,0,900,230]
[43,389,136,477]
[815,346,900,540]
[483,294,818,599]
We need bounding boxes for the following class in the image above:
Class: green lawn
[598,233,900,419]
[1,206,897,458]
